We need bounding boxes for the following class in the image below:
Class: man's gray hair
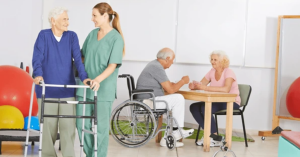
[48,7,68,26]
[157,49,173,60]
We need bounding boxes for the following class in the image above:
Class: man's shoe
[172,129,194,140]
[181,129,194,138]
[160,137,184,147]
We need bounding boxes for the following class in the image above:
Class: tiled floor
[0,132,278,157]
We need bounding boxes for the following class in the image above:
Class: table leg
[203,101,212,152]
[156,115,163,143]
[225,102,233,149]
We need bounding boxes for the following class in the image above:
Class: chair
[195,84,252,147]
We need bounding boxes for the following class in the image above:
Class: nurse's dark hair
[94,2,125,55]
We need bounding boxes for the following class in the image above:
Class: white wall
[0,0,43,74]
[1,0,300,132]
[111,0,178,61]
[245,0,300,68]
[40,0,300,68]
[176,0,247,66]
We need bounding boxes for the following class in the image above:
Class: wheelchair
[109,74,185,150]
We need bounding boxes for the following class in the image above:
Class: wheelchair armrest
[118,74,131,78]
[132,89,154,93]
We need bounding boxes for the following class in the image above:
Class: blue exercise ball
[24,116,40,130]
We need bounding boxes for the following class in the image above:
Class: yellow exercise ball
[0,105,24,129]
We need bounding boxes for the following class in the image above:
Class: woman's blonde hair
[94,2,125,55]
[209,50,230,68]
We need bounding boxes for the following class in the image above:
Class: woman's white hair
[209,50,230,68]
[48,7,68,26]
[157,48,173,60]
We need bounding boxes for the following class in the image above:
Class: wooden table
[156,89,237,152]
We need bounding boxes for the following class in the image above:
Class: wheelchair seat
[119,74,168,113]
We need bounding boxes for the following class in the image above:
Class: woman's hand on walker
[90,80,100,91]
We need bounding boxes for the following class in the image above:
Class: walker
[24,81,97,157]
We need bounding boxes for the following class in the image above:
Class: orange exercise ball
[286,77,300,118]
[0,105,24,129]
[0,65,38,117]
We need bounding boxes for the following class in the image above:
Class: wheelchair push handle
[118,74,131,78]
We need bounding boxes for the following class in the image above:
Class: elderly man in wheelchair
[109,48,194,149]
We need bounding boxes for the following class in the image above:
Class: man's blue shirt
[32,29,88,98]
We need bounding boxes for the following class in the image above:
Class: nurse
[76,2,125,157]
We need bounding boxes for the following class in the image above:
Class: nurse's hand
[83,78,92,86]
[34,76,43,85]
[90,80,100,91]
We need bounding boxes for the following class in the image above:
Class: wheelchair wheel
[166,135,176,150]
[110,100,156,148]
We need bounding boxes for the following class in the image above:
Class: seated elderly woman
[189,50,241,147]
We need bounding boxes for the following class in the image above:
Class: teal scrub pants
[76,96,113,157]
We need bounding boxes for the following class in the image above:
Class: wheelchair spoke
[126,106,131,122]
[110,101,156,147]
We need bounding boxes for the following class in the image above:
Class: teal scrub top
[76,28,124,101]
